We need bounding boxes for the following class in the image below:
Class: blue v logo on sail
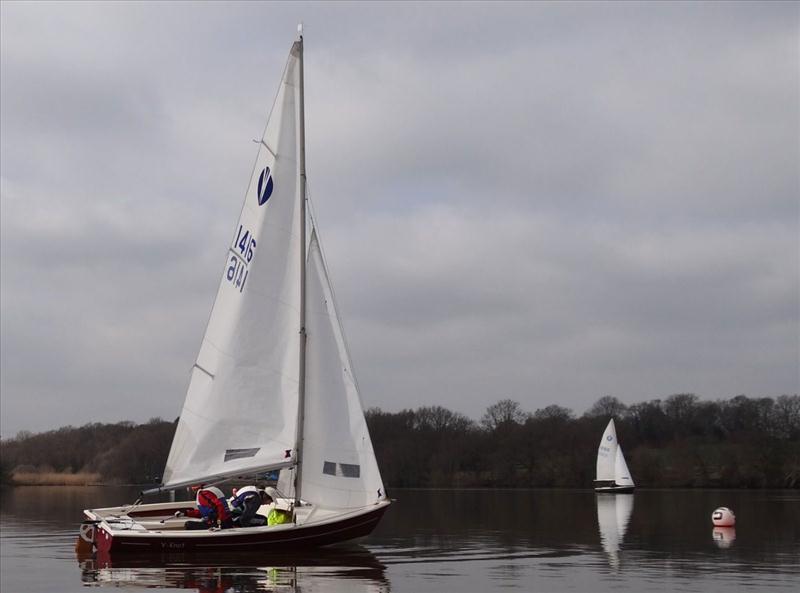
[257,166,274,205]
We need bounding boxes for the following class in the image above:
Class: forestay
[162,42,304,489]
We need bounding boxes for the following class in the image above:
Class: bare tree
[584,395,627,419]
[481,399,527,431]
[533,405,574,421]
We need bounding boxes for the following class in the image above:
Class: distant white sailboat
[594,419,635,493]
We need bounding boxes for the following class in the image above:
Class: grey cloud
[1,2,797,435]
[323,204,796,418]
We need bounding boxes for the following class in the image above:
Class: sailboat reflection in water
[76,547,389,592]
[596,493,634,570]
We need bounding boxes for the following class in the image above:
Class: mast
[294,25,308,504]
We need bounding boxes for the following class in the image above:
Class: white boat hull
[593,480,635,494]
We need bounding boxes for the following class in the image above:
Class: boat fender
[78,521,97,545]
[75,521,97,553]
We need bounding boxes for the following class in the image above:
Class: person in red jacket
[175,485,234,530]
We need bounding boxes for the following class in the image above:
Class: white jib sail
[300,229,386,509]
[614,446,634,487]
[162,42,303,489]
[596,419,618,482]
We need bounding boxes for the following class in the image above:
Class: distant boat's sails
[596,419,619,482]
[595,418,635,488]
[614,445,634,488]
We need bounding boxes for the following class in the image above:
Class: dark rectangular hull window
[224,448,260,462]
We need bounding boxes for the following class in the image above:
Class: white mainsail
[300,230,385,508]
[595,419,618,482]
[614,445,635,488]
[162,42,303,489]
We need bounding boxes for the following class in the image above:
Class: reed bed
[12,471,102,486]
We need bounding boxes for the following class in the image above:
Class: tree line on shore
[0,418,175,485]
[1,394,798,488]
[368,394,800,489]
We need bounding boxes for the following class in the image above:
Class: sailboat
[593,419,635,493]
[80,29,391,553]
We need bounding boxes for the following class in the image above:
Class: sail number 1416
[227,225,256,293]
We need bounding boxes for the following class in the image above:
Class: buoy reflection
[712,526,736,549]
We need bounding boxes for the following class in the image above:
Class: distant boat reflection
[76,543,390,592]
[712,526,736,549]
[596,493,634,570]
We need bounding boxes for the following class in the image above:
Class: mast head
[297,22,303,39]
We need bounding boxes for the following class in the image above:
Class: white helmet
[234,485,259,498]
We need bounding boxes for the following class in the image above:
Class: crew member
[230,486,269,527]
[176,485,234,530]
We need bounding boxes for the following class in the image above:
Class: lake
[1,486,797,592]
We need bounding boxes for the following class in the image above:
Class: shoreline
[4,480,797,491]
[9,472,104,487]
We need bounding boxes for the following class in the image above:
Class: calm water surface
[1,487,797,592]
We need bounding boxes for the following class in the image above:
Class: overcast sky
[1,1,797,437]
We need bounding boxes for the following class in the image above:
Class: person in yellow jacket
[264,487,293,526]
